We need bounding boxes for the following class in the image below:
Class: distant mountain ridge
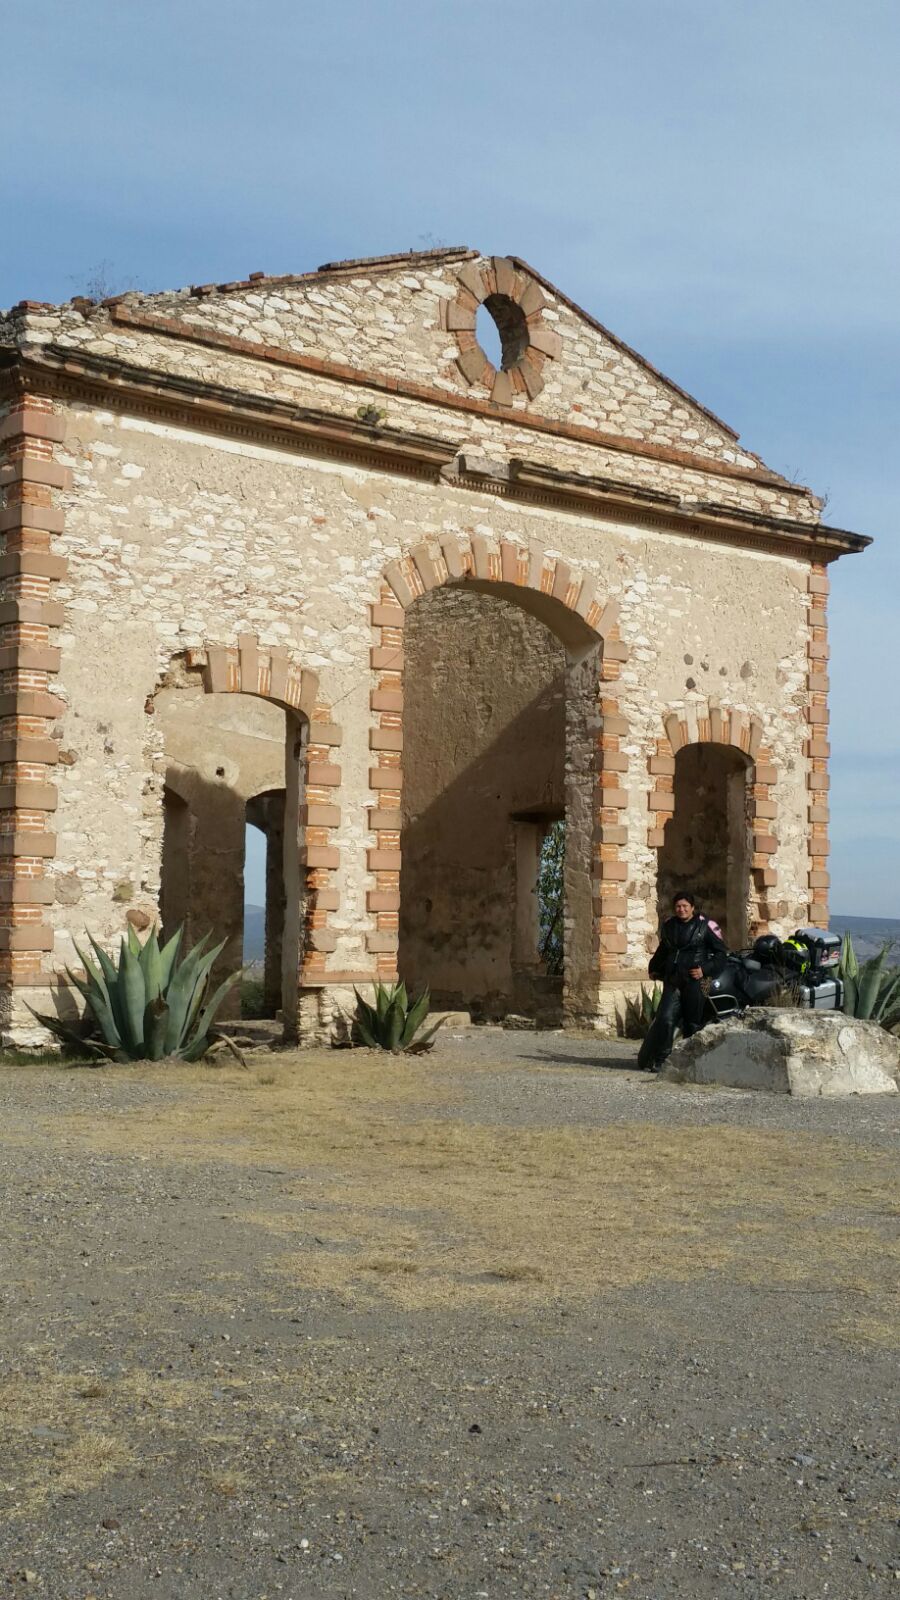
[830,915,900,966]
[241,905,899,967]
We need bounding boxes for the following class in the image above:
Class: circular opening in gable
[475,303,502,368]
[476,293,530,371]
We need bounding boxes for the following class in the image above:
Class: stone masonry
[0,247,870,1043]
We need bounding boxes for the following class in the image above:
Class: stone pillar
[160,786,192,944]
[246,788,286,1017]
[366,586,405,982]
[562,649,603,1022]
[591,616,632,1017]
[263,800,285,1015]
[188,780,246,1020]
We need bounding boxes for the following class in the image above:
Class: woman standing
[640,890,727,1071]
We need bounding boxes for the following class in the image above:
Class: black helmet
[753,934,782,964]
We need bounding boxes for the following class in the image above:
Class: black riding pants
[654,977,706,1060]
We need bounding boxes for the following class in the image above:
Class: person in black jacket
[644,889,727,1069]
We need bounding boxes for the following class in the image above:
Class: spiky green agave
[839,934,900,1033]
[351,980,445,1054]
[619,983,663,1039]
[28,924,242,1062]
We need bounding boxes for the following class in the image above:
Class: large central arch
[367,536,628,1020]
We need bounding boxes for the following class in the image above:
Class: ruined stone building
[0,247,869,1043]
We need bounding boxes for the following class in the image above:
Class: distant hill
[242,904,897,967]
[829,915,900,966]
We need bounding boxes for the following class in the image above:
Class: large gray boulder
[664,1008,900,1097]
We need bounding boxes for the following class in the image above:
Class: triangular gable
[23,246,783,481]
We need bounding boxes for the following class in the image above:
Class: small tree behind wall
[537,819,565,975]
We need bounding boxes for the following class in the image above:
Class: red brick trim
[107,305,802,495]
[183,636,342,985]
[369,537,630,981]
[0,395,68,988]
[649,702,777,937]
[805,565,830,925]
[441,256,559,405]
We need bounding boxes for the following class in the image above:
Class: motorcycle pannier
[797,977,844,1010]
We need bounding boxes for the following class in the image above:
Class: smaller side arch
[181,636,344,987]
[647,700,778,940]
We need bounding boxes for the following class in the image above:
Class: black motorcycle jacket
[648,914,727,985]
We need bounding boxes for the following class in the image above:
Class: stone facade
[0,247,870,1043]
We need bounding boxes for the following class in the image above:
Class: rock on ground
[665,1007,900,1096]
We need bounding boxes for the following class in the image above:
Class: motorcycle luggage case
[792,927,841,971]
[797,977,844,1010]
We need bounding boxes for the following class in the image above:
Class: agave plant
[839,934,900,1033]
[619,982,662,1039]
[352,980,445,1054]
[28,924,242,1062]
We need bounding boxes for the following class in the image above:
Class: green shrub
[838,934,900,1032]
[352,981,445,1054]
[28,925,241,1062]
[240,975,268,1019]
[618,983,662,1039]
[537,820,565,976]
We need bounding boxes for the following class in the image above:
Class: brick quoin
[806,564,831,926]
[0,395,67,998]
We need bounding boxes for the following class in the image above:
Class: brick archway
[368,537,629,995]
[181,636,343,982]
[647,700,778,938]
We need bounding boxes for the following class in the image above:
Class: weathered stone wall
[6,254,756,461]
[400,587,566,1013]
[37,401,812,1002]
[6,265,821,526]
[0,248,847,1041]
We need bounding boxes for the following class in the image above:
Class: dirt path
[0,1032,897,1598]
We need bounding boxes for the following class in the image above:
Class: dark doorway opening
[657,742,753,948]
[398,585,599,1023]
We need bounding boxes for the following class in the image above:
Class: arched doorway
[387,556,605,1017]
[157,690,302,1021]
[656,742,753,948]
[647,703,779,950]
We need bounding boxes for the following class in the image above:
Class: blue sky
[5,0,898,915]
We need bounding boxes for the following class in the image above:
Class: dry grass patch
[35,1056,899,1333]
[0,1356,381,1521]
[0,1373,134,1519]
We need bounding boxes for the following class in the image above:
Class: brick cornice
[1,348,871,564]
[104,305,798,491]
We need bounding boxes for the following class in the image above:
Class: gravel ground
[0,1029,897,1600]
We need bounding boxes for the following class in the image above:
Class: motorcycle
[637,926,843,1072]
